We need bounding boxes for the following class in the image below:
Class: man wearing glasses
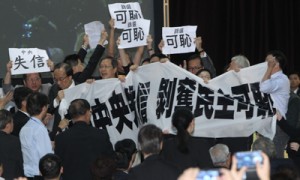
[48,63,74,141]
[187,37,216,78]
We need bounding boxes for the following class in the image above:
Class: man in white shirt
[260,50,290,158]
[20,92,53,178]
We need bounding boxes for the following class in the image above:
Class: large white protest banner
[62,78,139,145]
[61,61,275,144]
[9,48,50,75]
[118,19,150,49]
[84,21,107,49]
[108,2,144,29]
[162,26,197,54]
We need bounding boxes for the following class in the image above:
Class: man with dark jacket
[54,99,114,180]
[128,124,180,180]
[0,109,24,179]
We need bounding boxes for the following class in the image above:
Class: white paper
[9,48,50,75]
[84,21,107,49]
[118,19,150,49]
[162,26,197,54]
[108,2,144,29]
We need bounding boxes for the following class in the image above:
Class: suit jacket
[296,88,300,97]
[48,45,105,140]
[11,111,29,137]
[73,45,105,84]
[0,131,24,179]
[128,154,180,180]
[277,92,300,160]
[277,92,300,137]
[114,169,129,180]
[54,121,114,180]
[161,135,214,172]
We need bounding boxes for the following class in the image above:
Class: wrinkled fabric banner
[62,61,275,144]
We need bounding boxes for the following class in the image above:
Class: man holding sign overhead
[3,48,54,95]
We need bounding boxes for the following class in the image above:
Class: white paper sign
[162,26,197,54]
[118,19,150,49]
[108,2,144,29]
[84,21,107,49]
[9,48,50,75]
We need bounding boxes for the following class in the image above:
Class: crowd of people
[0,18,300,180]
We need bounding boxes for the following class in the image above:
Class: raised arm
[3,61,14,94]
[195,37,216,77]
[117,37,131,67]
[147,34,155,57]
[107,18,115,57]
[133,45,144,66]
[77,34,89,62]
[75,30,107,83]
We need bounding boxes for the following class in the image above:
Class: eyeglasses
[188,66,202,71]
[54,76,68,83]
[99,66,113,69]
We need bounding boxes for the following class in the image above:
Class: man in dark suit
[0,109,24,179]
[128,124,180,180]
[11,87,32,137]
[289,72,300,97]
[54,99,114,180]
[39,153,63,180]
[277,91,300,170]
[48,63,75,140]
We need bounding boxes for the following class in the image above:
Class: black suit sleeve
[15,139,24,177]
[201,54,216,78]
[100,129,114,156]
[48,84,59,114]
[277,120,300,138]
[74,45,105,84]
[78,47,87,62]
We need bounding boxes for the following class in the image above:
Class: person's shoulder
[0,132,19,141]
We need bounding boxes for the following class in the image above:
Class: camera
[196,169,220,180]
[235,151,263,169]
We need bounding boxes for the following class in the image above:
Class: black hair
[13,87,33,109]
[64,54,81,67]
[39,153,62,179]
[172,108,194,154]
[0,109,13,130]
[289,71,300,78]
[141,58,150,65]
[91,156,117,180]
[266,50,287,70]
[114,139,137,169]
[53,62,73,77]
[138,124,163,155]
[100,56,118,69]
[150,53,168,61]
[26,92,48,116]
[68,99,90,119]
[187,54,203,66]
[22,73,42,81]
[195,68,212,78]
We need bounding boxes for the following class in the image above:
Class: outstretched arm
[107,18,115,57]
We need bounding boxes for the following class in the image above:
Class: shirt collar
[67,80,75,89]
[19,110,30,117]
[271,70,283,78]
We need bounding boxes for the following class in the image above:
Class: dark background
[164,0,300,75]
